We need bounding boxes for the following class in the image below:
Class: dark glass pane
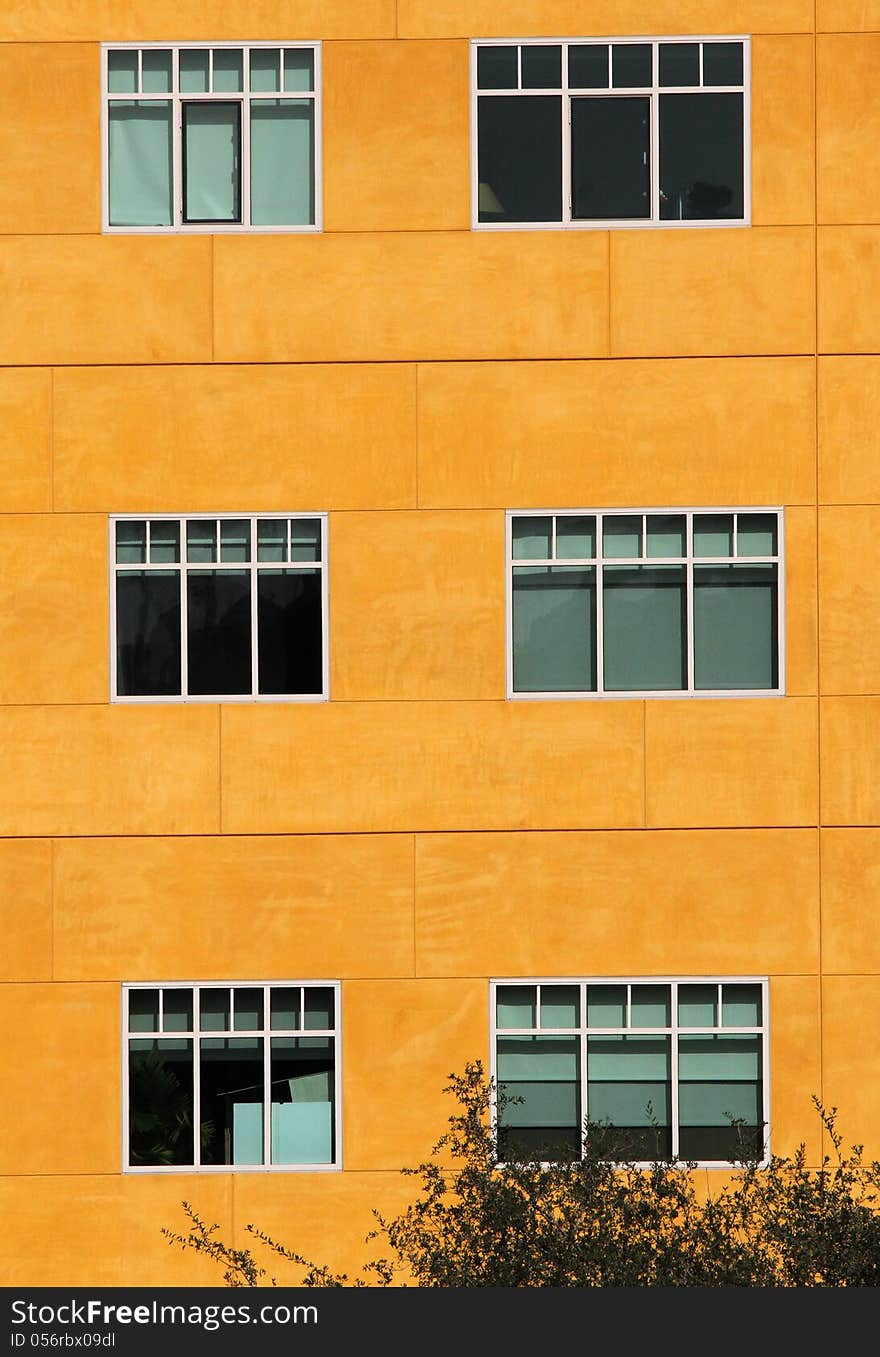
[703,42,744,86]
[659,43,699,86]
[603,565,686,692]
[233,987,263,1031]
[271,1036,335,1164]
[257,568,323,695]
[128,990,159,1033]
[694,564,778,690]
[200,1036,264,1165]
[477,45,517,89]
[149,520,179,563]
[568,44,609,89]
[512,566,596,692]
[163,989,193,1032]
[511,515,551,560]
[187,569,251,695]
[116,520,146,564]
[497,1034,581,1162]
[116,570,181,697]
[128,1038,194,1166]
[659,93,744,220]
[304,987,335,1029]
[498,1124,582,1161]
[588,1035,672,1161]
[678,1123,761,1160]
[571,97,650,220]
[612,44,652,88]
[200,988,230,1031]
[521,45,561,89]
[270,987,301,1030]
[477,95,562,222]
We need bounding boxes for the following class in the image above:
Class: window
[111,514,327,701]
[492,978,768,1165]
[508,508,782,698]
[124,983,340,1170]
[102,43,320,231]
[473,37,749,227]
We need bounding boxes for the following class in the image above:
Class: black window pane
[477,95,562,223]
[200,1037,264,1165]
[703,42,744,86]
[116,570,181,696]
[678,1123,761,1161]
[477,45,517,89]
[521,44,561,89]
[498,1125,581,1162]
[187,569,251,695]
[568,44,609,89]
[258,568,323,695]
[612,43,652,88]
[659,93,744,220]
[128,1039,194,1166]
[659,43,699,86]
[572,97,650,220]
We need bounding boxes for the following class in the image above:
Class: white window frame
[470,36,751,231]
[109,511,330,703]
[490,976,770,1169]
[122,981,342,1173]
[506,506,784,700]
[101,41,323,233]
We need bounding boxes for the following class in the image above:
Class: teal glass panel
[271,1036,334,1164]
[116,520,146,564]
[693,513,733,557]
[187,520,216,562]
[646,514,686,558]
[556,516,596,559]
[128,989,159,1032]
[233,988,263,1031]
[678,1036,762,1156]
[737,513,777,557]
[108,101,173,227]
[149,520,179,563]
[270,987,301,1030]
[497,1035,579,1081]
[678,983,716,1027]
[213,49,243,92]
[512,566,596,692]
[603,564,686,691]
[251,99,314,225]
[304,987,335,1030]
[289,518,321,561]
[694,564,777,690]
[496,985,536,1029]
[199,988,230,1031]
[179,49,209,93]
[220,519,250,562]
[631,984,670,1027]
[588,1080,671,1127]
[108,50,138,94]
[587,1036,671,1143]
[284,48,315,92]
[603,515,641,558]
[679,1080,760,1124]
[497,1036,580,1128]
[250,47,280,92]
[142,50,171,93]
[587,984,626,1027]
[722,983,762,1027]
[511,516,551,560]
[540,985,579,1028]
[162,989,193,1032]
[200,1036,263,1165]
[184,102,241,223]
[257,519,287,561]
[679,1036,761,1082]
[588,1035,669,1081]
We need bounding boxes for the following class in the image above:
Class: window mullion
[650,82,660,222]
[251,523,259,697]
[193,1007,202,1170]
[562,90,572,224]
[263,984,271,1167]
[242,93,252,228]
[670,983,680,1159]
[686,510,695,694]
[180,519,189,696]
[595,517,605,695]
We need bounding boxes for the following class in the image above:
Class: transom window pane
[612,44,652,88]
[179,49,210,93]
[521,45,561,89]
[250,47,281,92]
[569,44,609,89]
[477,45,518,89]
[213,48,243,92]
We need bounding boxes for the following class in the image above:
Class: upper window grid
[101,43,322,232]
[507,508,783,700]
[471,37,750,229]
[110,513,329,703]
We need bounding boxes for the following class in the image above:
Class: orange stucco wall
[0,3,877,1285]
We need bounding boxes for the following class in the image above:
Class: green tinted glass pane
[250,48,280,92]
[603,516,641,558]
[603,565,686,691]
[270,987,301,1030]
[257,519,287,561]
[556,516,596,558]
[179,49,209,93]
[737,513,777,556]
[693,513,733,556]
[187,520,216,562]
[284,48,314,91]
[587,984,626,1027]
[233,988,263,1031]
[631,984,670,1027]
[722,984,762,1027]
[678,1080,760,1127]
[213,48,243,92]
[163,988,193,1032]
[128,989,159,1032]
[512,566,596,692]
[694,564,777,690]
[108,101,173,227]
[142,50,172,93]
[220,519,250,562]
[184,101,241,222]
[497,986,536,1029]
[271,1034,334,1164]
[116,520,146,564]
[678,983,717,1027]
[540,985,579,1028]
[251,99,315,226]
[646,514,686,558]
[512,516,551,560]
[304,987,335,1030]
[477,46,518,89]
[200,988,230,1031]
[497,1036,580,1130]
[498,1035,579,1081]
[588,1078,671,1127]
[678,1035,761,1081]
[149,520,179,563]
[290,518,321,561]
[108,50,138,93]
[588,1035,670,1081]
